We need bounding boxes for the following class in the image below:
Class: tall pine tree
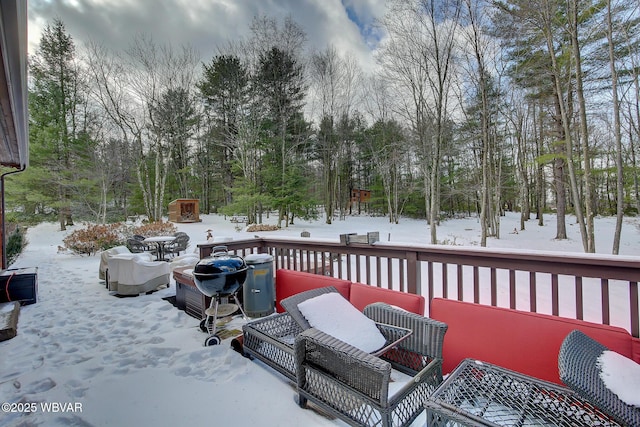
[25,19,92,229]
[254,47,311,226]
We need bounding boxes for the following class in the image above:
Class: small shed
[351,189,371,203]
[168,199,201,223]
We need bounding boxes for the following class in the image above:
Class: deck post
[406,251,421,296]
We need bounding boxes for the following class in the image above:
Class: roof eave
[0,0,28,170]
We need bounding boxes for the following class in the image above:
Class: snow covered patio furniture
[294,304,448,427]
[243,301,447,426]
[242,269,436,383]
[105,252,154,291]
[167,232,190,257]
[558,330,640,426]
[243,284,447,426]
[424,357,624,427]
[108,256,170,296]
[280,287,413,357]
[126,237,153,254]
[99,245,131,281]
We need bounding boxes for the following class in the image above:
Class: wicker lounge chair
[558,329,640,426]
[280,287,413,357]
[294,302,448,427]
[242,290,447,384]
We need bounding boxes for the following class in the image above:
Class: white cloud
[27,0,387,72]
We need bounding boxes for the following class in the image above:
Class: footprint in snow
[146,336,164,344]
[65,379,89,399]
[22,377,56,394]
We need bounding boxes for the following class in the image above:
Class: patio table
[424,358,622,427]
[143,236,176,261]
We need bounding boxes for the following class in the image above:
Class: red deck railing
[199,238,640,338]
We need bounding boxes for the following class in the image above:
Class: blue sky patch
[341,0,382,49]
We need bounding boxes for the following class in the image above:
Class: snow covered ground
[0,212,639,426]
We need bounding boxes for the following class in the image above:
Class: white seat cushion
[297,292,386,353]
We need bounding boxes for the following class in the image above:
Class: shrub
[131,221,177,237]
[63,223,124,255]
[6,227,24,265]
[62,221,178,255]
[246,224,279,232]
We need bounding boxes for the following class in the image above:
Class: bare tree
[380,0,462,243]
[309,46,363,223]
[461,0,501,246]
[86,37,200,221]
[85,41,144,221]
[128,36,200,220]
[567,0,596,252]
[606,0,627,254]
[248,15,307,61]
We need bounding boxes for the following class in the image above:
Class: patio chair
[294,302,448,427]
[280,287,412,357]
[126,237,153,254]
[99,245,131,281]
[106,252,154,292]
[112,256,170,296]
[167,233,190,257]
[132,234,154,250]
[558,329,640,426]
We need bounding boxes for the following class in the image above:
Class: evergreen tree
[24,19,92,230]
[151,87,198,199]
[197,55,250,214]
[254,47,310,226]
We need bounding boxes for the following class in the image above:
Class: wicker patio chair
[126,237,153,254]
[167,233,190,257]
[294,306,448,427]
[280,287,413,357]
[558,329,640,427]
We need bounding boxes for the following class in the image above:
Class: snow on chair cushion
[297,292,387,354]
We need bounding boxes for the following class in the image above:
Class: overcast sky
[27,0,388,71]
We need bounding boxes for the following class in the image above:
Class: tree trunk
[569,0,595,252]
[606,0,624,255]
[552,99,567,240]
[514,108,530,230]
[535,103,545,227]
[429,136,440,244]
